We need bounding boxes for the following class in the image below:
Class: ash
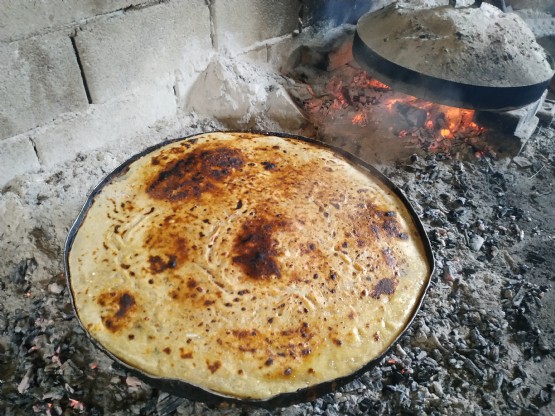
[1,53,555,416]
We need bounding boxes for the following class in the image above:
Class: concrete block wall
[0,32,88,140]
[0,0,302,187]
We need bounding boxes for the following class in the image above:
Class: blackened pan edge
[64,130,435,409]
[353,31,550,111]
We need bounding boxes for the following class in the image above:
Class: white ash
[357,2,553,87]
[187,56,306,131]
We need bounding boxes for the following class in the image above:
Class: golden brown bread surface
[68,132,431,400]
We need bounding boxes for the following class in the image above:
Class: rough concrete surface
[212,0,300,52]
[0,0,140,42]
[0,0,300,186]
[74,0,212,104]
[0,136,40,187]
[0,32,88,141]
[31,81,177,168]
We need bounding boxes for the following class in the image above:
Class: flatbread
[357,2,553,88]
[67,132,431,401]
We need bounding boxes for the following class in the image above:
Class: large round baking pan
[353,2,554,111]
[64,131,434,408]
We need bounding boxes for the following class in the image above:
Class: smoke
[303,0,390,27]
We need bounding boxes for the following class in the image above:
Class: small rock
[469,235,485,251]
[358,397,374,412]
[17,367,34,394]
[490,372,504,391]
[443,262,458,282]
[512,156,533,168]
[538,388,552,404]
[431,381,443,396]
[501,289,514,299]
[537,335,551,352]
[395,344,407,358]
[415,328,429,344]
[482,392,496,409]
[11,258,38,286]
[489,345,500,362]
[48,282,64,294]
[510,377,523,388]
[157,393,186,416]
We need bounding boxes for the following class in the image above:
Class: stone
[212,0,299,52]
[0,136,41,187]
[512,156,533,168]
[186,58,251,124]
[0,32,88,140]
[470,235,485,251]
[537,99,555,124]
[187,56,304,129]
[431,381,444,396]
[327,37,354,71]
[266,86,307,130]
[74,0,211,104]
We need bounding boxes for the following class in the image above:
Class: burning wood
[290,64,486,155]
[68,398,85,411]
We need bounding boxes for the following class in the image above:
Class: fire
[301,70,485,153]
[367,78,390,90]
[351,112,367,126]
[385,98,402,111]
[325,77,348,111]
[440,129,453,139]
[382,93,484,145]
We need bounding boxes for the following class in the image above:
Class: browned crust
[67,132,432,404]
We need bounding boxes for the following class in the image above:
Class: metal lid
[353,1,554,110]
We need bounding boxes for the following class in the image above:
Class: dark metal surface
[353,5,552,111]
[64,131,435,408]
[353,31,550,111]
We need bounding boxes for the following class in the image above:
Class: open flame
[303,70,485,153]
[381,94,483,144]
[351,112,367,126]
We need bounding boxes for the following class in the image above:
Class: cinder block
[0,136,40,187]
[213,0,299,51]
[0,32,89,141]
[75,0,211,104]
[32,82,177,167]
[0,0,136,42]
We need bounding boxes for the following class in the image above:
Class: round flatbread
[67,132,432,402]
[356,2,553,88]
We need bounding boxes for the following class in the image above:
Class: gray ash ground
[1,88,555,416]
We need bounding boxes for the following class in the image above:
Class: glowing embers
[383,96,484,149]
[302,69,485,153]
